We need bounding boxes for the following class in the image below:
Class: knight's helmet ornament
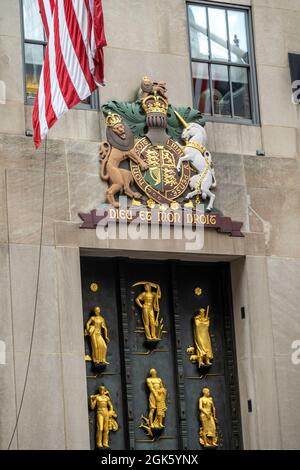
[141,85,169,145]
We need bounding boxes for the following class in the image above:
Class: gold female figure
[194,307,213,367]
[85,306,110,365]
[199,387,218,447]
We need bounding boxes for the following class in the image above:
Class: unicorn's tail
[211,168,217,188]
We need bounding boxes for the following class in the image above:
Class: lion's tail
[99,142,111,181]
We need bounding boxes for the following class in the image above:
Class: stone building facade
[0,0,300,450]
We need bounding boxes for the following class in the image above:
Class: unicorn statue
[175,111,217,212]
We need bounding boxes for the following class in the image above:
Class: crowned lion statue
[100,113,148,208]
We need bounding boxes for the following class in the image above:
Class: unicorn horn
[174,110,189,129]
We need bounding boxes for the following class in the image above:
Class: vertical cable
[7,137,48,450]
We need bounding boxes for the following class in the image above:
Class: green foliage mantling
[101,101,146,137]
[167,105,205,141]
[101,101,206,140]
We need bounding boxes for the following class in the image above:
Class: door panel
[120,259,180,450]
[174,262,235,449]
[81,257,128,450]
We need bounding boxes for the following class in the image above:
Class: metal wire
[7,138,48,450]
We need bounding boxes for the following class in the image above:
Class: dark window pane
[188,5,209,60]
[25,43,44,100]
[228,10,249,64]
[231,66,251,119]
[211,64,231,116]
[192,62,211,115]
[81,96,92,105]
[23,0,45,41]
[208,8,229,62]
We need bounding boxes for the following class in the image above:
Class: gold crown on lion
[142,94,168,115]
[105,112,123,128]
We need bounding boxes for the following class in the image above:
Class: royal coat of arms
[79,76,243,237]
[100,76,216,210]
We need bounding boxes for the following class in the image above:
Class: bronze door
[81,257,242,450]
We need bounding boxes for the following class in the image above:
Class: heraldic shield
[131,137,190,205]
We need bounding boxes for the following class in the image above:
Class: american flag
[33,0,106,148]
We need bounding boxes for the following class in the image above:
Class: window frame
[187,0,260,126]
[20,0,99,111]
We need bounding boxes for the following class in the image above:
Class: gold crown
[142,94,168,115]
[105,112,122,128]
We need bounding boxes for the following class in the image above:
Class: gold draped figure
[90,386,118,449]
[199,387,218,448]
[133,282,163,341]
[187,306,213,368]
[85,306,110,365]
[140,369,167,437]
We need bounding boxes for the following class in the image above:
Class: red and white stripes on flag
[33,0,106,148]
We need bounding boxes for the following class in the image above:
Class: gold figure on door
[85,306,110,365]
[199,387,218,448]
[140,368,167,438]
[187,306,213,368]
[90,386,119,449]
[133,282,163,341]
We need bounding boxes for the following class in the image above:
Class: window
[188,2,259,124]
[21,0,98,109]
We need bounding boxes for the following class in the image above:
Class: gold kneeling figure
[85,306,110,365]
[140,369,167,438]
[199,387,218,448]
[90,386,119,449]
[187,306,213,368]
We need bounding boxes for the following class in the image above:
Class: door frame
[80,252,244,450]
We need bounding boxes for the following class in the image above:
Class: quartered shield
[131,137,190,205]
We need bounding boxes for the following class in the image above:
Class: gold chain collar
[184,141,207,155]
